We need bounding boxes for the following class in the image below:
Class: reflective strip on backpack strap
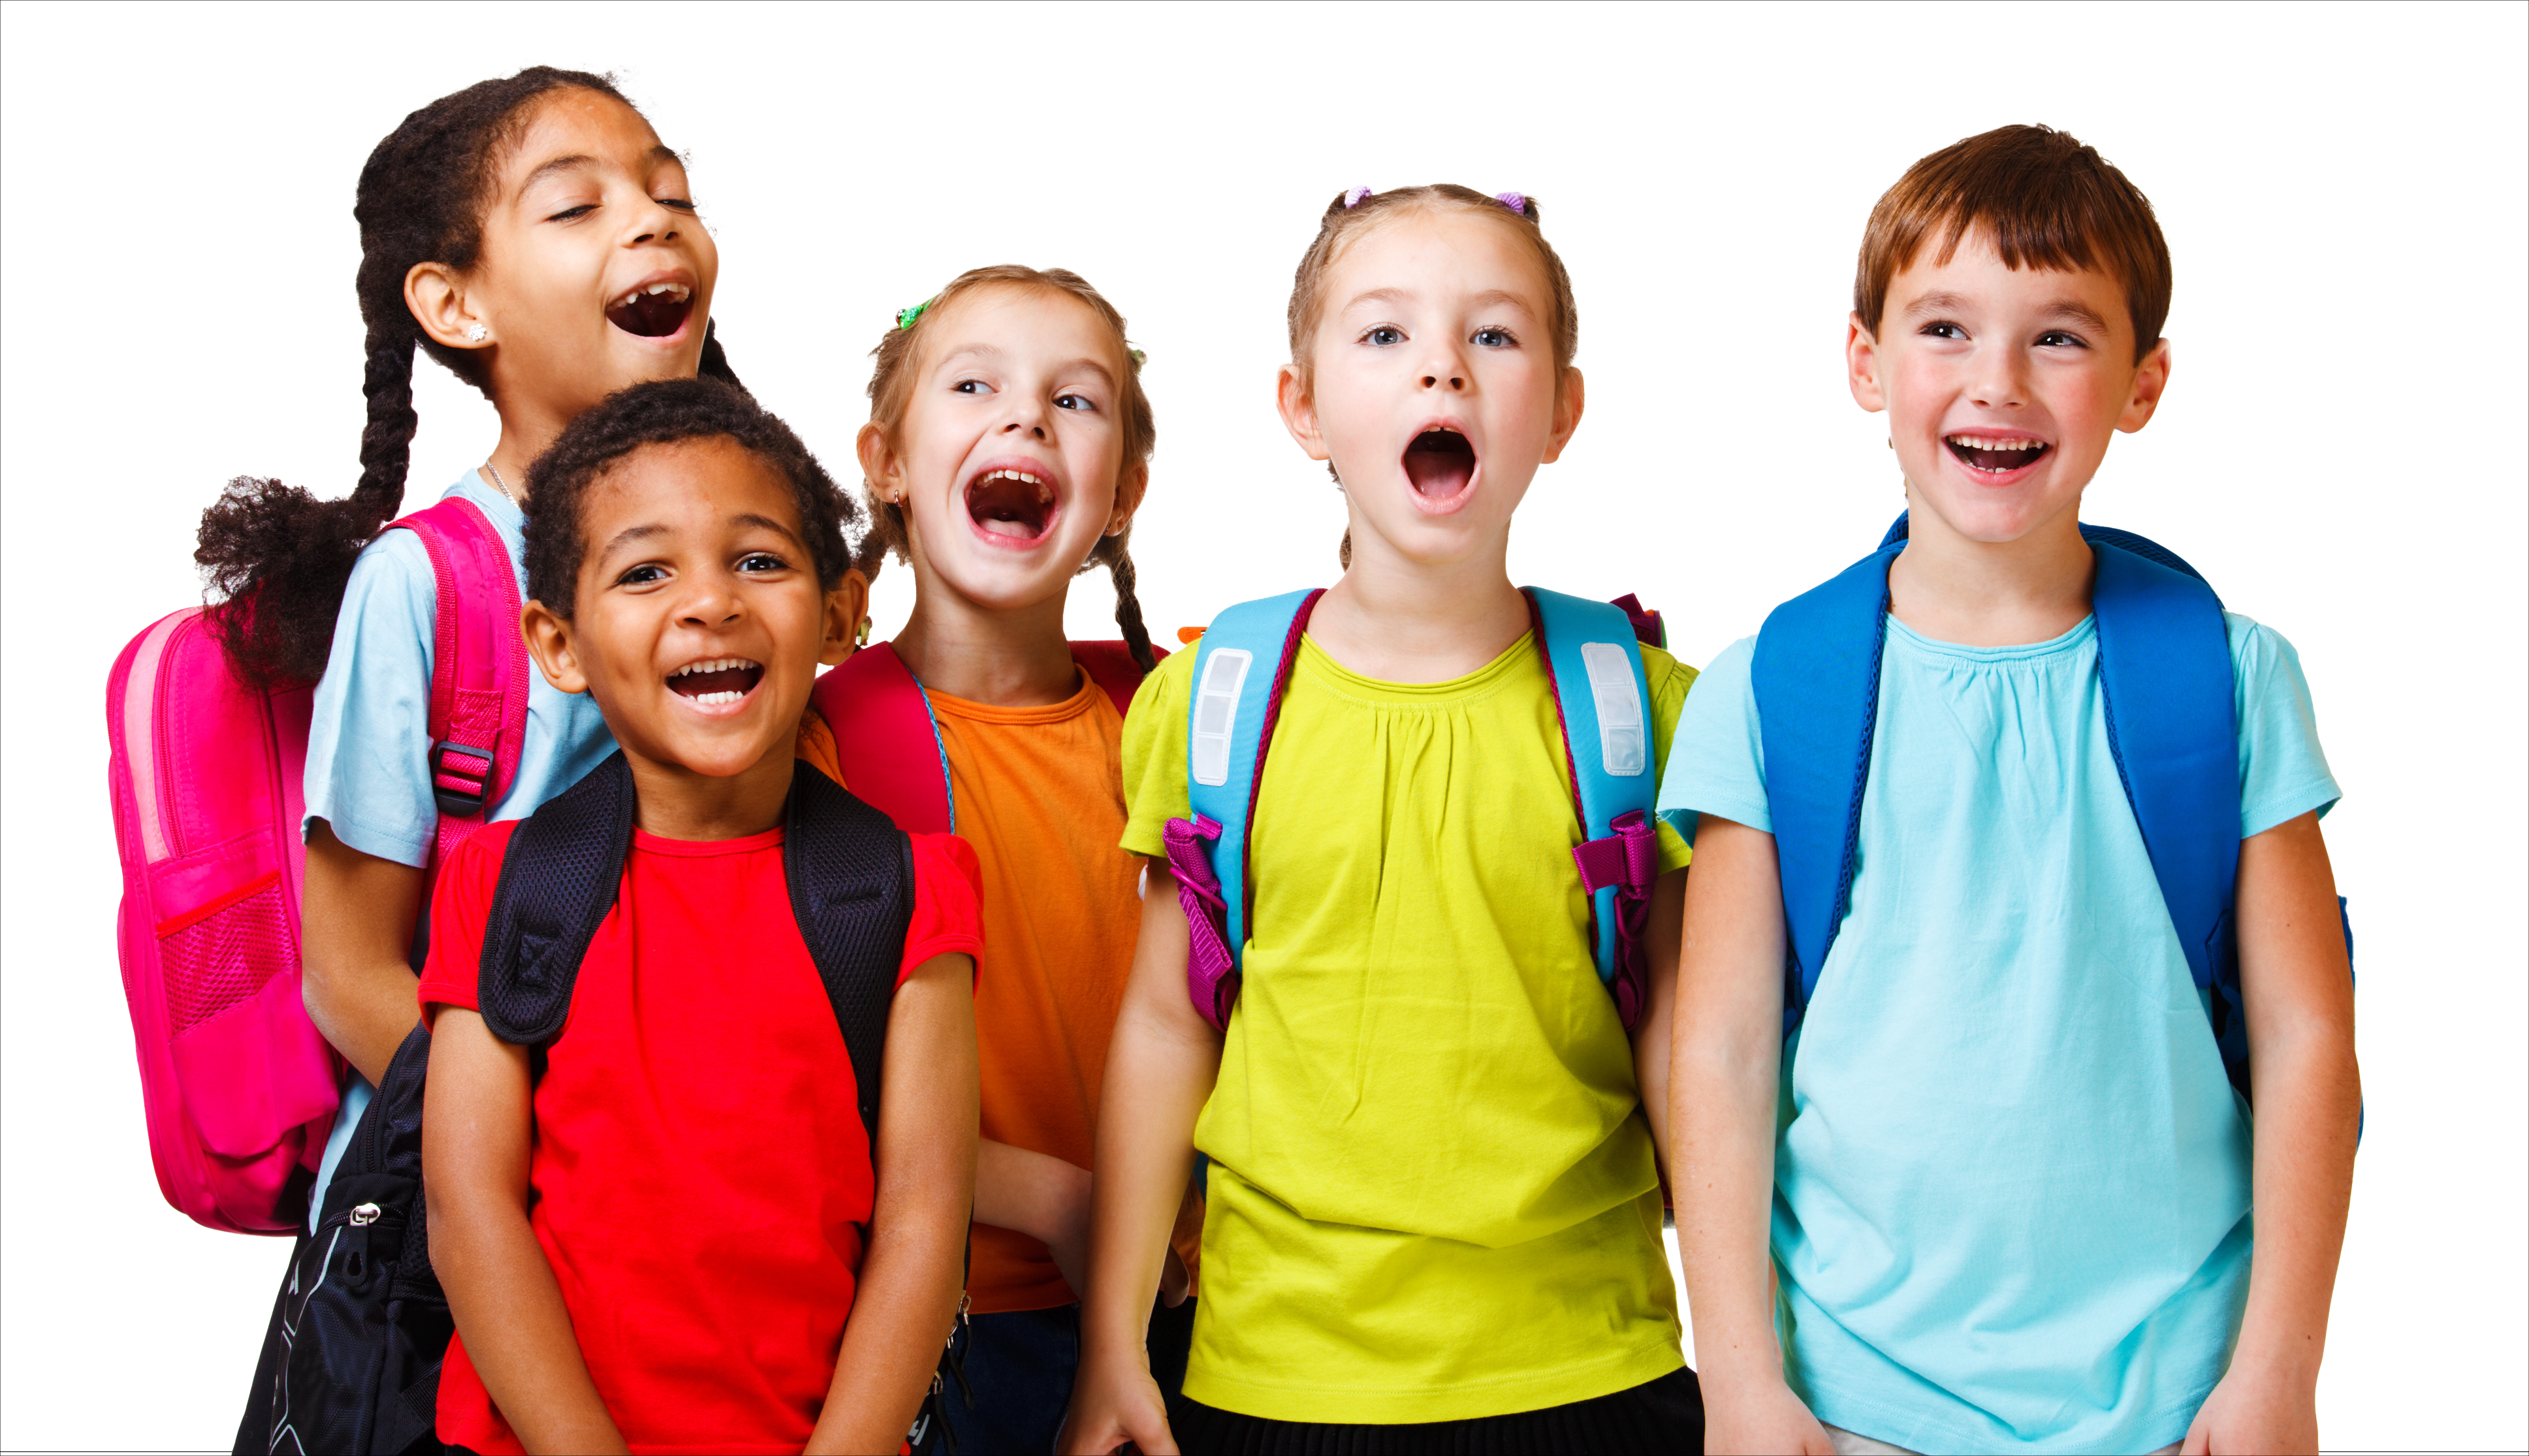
[1181,589,1322,985]
[1525,588,1659,1004]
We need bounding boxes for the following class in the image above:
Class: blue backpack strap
[1750,541,1905,1037]
[1525,588,1661,1026]
[1168,589,1322,1027]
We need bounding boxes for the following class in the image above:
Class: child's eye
[1363,326,1405,347]
[1921,321,1967,340]
[616,563,667,587]
[2035,330,2088,349]
[953,379,994,396]
[1055,392,1097,413]
[737,552,788,574]
[658,197,699,213]
[546,204,597,223]
[1472,328,1516,349]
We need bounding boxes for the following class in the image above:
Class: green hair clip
[1130,347,1147,367]
[895,299,932,330]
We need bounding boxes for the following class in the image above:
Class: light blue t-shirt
[301,471,616,1226]
[1658,610,2340,1455]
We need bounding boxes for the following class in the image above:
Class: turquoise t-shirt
[1658,610,2340,1455]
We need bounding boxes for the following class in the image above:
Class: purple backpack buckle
[1164,814,1241,1030]
[1571,809,1658,1028]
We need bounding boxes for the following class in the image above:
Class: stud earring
[857,616,872,648]
[466,323,488,343]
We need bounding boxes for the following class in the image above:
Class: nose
[628,193,682,247]
[675,565,742,629]
[1967,340,2029,411]
[999,392,1049,441]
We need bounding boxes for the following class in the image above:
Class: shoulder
[336,525,437,624]
[445,819,524,893]
[2221,611,2301,673]
[901,831,985,984]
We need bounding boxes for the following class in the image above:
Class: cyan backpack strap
[1167,588,1322,1029]
[479,752,637,1047]
[1525,588,1661,1028]
[811,642,955,835]
[781,758,919,1147]
[1750,540,1905,1039]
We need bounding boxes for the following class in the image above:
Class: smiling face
[435,87,720,430]
[1280,208,1582,570]
[1851,229,2170,546]
[859,285,1145,615]
[523,437,848,786]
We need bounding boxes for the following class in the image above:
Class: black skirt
[1171,1365,1704,1455]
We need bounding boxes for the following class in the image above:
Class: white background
[4,2,2521,1449]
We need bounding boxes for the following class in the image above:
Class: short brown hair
[1855,125,2172,362]
[857,264,1158,669]
[1286,185,1579,391]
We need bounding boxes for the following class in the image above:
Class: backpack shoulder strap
[810,642,953,834]
[1167,588,1322,1028]
[1525,588,1661,1026]
[1751,541,1905,1037]
[478,752,637,1047]
[781,759,917,1145]
[1073,639,1167,717]
[390,497,531,870]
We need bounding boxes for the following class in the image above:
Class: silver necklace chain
[482,462,515,503]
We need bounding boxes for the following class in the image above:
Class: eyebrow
[596,509,803,565]
[517,144,680,195]
[732,511,804,545]
[1903,289,2115,335]
[932,344,1117,387]
[1339,285,1538,319]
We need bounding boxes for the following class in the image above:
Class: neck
[890,556,1079,708]
[1886,490,2096,647]
[621,738,796,842]
[1307,526,1529,684]
[485,398,575,505]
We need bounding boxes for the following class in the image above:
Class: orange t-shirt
[929,669,1143,1312]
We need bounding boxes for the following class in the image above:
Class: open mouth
[608,281,693,339]
[667,656,761,706]
[1945,434,2050,474]
[1403,426,1476,499]
[965,467,1058,543]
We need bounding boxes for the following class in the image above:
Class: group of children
[193,63,2359,1456]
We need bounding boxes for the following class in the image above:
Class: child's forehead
[582,438,801,542]
[920,284,1117,370]
[1323,208,1551,311]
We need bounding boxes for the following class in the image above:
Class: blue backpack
[1750,513,2352,1098]
[1159,586,1669,1032]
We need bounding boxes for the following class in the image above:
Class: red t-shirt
[417,818,983,1455]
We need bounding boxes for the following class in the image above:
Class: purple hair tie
[1343,184,1373,209]
[1494,191,1528,215]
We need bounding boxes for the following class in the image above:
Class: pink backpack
[106,498,529,1235]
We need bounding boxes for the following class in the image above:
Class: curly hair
[193,67,744,689]
[522,378,859,620]
[857,265,1158,673]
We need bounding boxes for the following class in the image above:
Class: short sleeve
[304,531,440,868]
[414,821,522,1023]
[902,832,985,989]
[1640,646,1701,873]
[1655,636,1770,845]
[1118,646,1201,859]
[2228,613,2341,838]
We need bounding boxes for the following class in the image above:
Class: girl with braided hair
[191,67,777,1229]
[800,266,1195,1454]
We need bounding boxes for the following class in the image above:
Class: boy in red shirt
[421,377,983,1455]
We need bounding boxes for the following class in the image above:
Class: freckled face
[1854,230,2167,544]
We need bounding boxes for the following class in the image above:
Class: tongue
[1404,443,1474,498]
[609,292,690,338]
[1960,443,2046,471]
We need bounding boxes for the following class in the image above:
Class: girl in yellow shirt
[1063,187,1703,1454]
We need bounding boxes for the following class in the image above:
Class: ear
[1540,366,1587,464]
[1105,460,1151,537]
[407,261,490,354]
[1275,364,1331,464]
[520,599,590,695]
[1847,312,1888,413]
[818,568,870,667]
[2116,338,2172,434]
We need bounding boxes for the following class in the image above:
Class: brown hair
[857,265,1157,670]
[1286,184,1579,392]
[1855,125,2172,362]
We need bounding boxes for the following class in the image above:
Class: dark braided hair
[857,264,1159,673]
[523,377,860,620]
[194,67,744,688]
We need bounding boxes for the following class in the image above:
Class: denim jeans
[929,1295,1197,1455]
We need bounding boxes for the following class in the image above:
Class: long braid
[1107,546,1156,673]
[355,330,419,511]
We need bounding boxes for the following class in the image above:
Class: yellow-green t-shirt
[1119,627,1697,1424]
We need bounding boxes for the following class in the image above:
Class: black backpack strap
[479,752,638,1047]
[782,758,918,1141]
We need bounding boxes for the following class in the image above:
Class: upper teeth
[981,468,1055,502]
[618,282,691,306]
[1948,435,2044,451]
[673,657,754,677]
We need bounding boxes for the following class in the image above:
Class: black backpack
[236,753,966,1453]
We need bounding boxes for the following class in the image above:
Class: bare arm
[1669,817,1832,1455]
[302,821,427,1085]
[976,1140,1092,1299]
[1633,868,1687,1167]
[1058,865,1220,1456]
[810,953,981,1456]
[424,1009,624,1454]
[2184,812,2360,1455]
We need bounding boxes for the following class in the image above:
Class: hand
[1058,1353,1175,1455]
[1702,1373,1835,1456]
[2181,1365,2319,1455]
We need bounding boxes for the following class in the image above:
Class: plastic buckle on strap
[430,740,494,819]
[1572,809,1657,896]
[1163,814,1240,1030]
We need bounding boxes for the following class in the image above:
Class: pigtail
[699,317,745,392]
[1107,546,1156,673]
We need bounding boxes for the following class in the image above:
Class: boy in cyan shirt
[1664,126,2360,1455]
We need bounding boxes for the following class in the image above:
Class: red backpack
[105,498,530,1235]
[808,639,1158,831]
